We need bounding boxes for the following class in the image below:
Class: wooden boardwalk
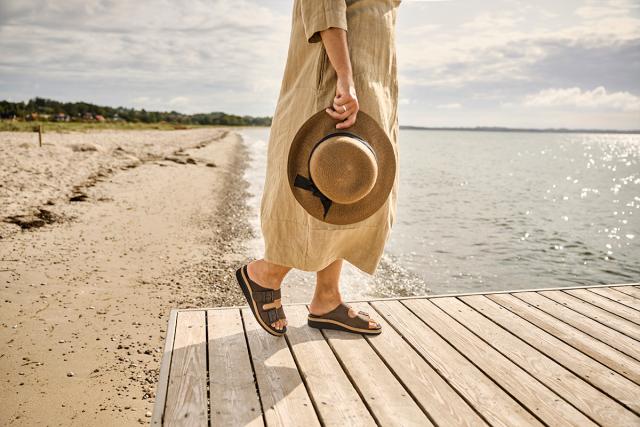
[152,283,640,426]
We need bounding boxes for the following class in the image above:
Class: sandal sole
[236,266,286,337]
[307,316,382,335]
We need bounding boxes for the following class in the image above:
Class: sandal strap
[324,303,371,329]
[264,305,286,324]
[346,305,371,323]
[253,288,281,303]
[267,307,278,323]
[352,308,372,327]
[243,265,282,302]
[262,299,282,310]
[357,310,370,320]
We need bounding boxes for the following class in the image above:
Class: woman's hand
[325,74,359,129]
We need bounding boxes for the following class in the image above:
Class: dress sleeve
[300,0,348,44]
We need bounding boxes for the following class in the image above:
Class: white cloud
[522,86,640,112]
[460,11,523,32]
[436,102,462,109]
[168,97,190,107]
[575,0,640,19]
[131,97,150,104]
[402,23,441,36]
[397,2,640,89]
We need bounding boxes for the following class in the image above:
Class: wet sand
[0,128,255,425]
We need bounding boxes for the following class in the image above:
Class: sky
[1,0,639,130]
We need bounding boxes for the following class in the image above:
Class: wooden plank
[241,307,320,427]
[442,296,640,426]
[587,287,640,311]
[404,298,595,426]
[317,304,431,426]
[565,289,640,324]
[485,293,640,413]
[613,286,640,300]
[207,309,263,427]
[371,300,543,426]
[164,310,208,426]
[515,291,640,363]
[152,309,178,426]
[356,302,488,426]
[539,290,640,341]
[154,284,640,425]
[283,305,374,426]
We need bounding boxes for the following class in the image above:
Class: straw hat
[287,107,396,225]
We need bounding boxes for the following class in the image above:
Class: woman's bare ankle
[309,291,342,315]
[247,259,283,290]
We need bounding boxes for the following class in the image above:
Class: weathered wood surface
[163,311,208,426]
[153,283,640,426]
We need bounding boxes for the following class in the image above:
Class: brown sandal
[308,302,382,335]
[235,264,287,336]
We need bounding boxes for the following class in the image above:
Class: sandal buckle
[264,291,273,303]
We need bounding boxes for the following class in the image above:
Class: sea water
[239,126,639,299]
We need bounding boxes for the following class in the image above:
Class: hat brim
[287,108,396,225]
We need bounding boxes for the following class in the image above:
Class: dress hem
[263,252,379,276]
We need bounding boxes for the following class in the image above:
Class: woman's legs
[247,259,292,330]
[309,259,379,329]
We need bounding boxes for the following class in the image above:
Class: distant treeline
[0,98,272,126]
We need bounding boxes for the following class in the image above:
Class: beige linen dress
[260,0,401,275]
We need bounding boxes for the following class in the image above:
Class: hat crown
[309,134,378,205]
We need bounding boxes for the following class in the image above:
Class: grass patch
[0,121,230,133]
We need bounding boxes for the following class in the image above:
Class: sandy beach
[0,128,256,425]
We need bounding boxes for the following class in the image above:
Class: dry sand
[0,128,255,425]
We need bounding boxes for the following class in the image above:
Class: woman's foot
[309,296,380,330]
[247,260,288,330]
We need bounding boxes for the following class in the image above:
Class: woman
[236,0,401,335]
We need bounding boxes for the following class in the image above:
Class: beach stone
[69,192,88,202]
[69,143,100,152]
[3,214,45,229]
[3,208,62,229]
[163,156,186,164]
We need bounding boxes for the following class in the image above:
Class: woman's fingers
[326,102,354,120]
[325,97,359,128]
[333,99,354,113]
[325,106,351,120]
[336,111,357,129]
[325,106,358,128]
[327,95,359,115]
[334,91,356,106]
